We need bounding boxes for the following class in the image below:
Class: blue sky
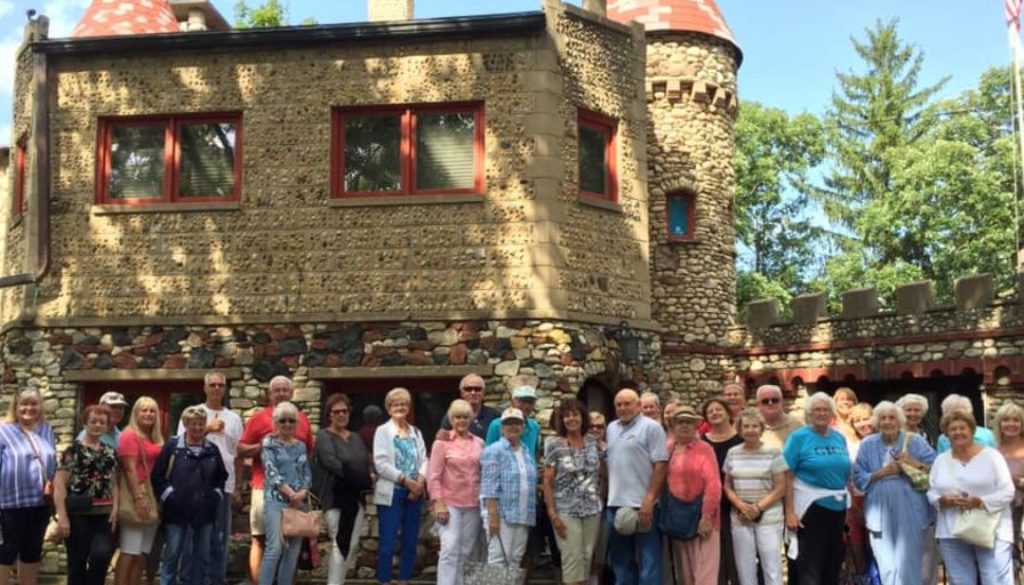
[0,0,1013,145]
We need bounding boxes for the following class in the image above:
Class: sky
[0,0,1014,146]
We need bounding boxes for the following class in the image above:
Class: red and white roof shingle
[71,0,179,38]
[608,0,738,48]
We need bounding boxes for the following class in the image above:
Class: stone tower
[608,0,742,399]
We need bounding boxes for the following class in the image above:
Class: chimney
[583,0,607,17]
[186,8,207,31]
[368,0,413,21]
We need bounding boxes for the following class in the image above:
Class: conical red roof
[608,0,738,50]
[71,0,179,38]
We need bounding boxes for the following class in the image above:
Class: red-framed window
[95,113,243,205]
[331,103,485,198]
[578,109,617,202]
[12,136,27,218]
[667,192,696,241]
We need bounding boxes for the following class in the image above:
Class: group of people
[2,371,1024,585]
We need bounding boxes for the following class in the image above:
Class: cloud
[0,1,13,21]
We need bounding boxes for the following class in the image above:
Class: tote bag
[946,455,999,549]
[464,534,526,585]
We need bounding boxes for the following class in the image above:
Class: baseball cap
[512,385,537,400]
[614,507,640,535]
[99,392,128,407]
[500,407,525,423]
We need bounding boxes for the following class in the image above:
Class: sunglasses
[592,424,606,430]
[277,418,297,424]
[461,387,484,393]
[760,398,781,405]
[331,408,349,415]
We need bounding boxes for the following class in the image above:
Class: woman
[702,397,742,585]
[784,392,851,585]
[54,405,120,585]
[833,387,860,443]
[928,409,1015,585]
[853,401,936,585]
[373,387,428,585]
[666,406,721,585]
[115,397,164,585]
[428,399,484,585]
[480,408,537,567]
[315,393,372,585]
[543,398,602,585]
[259,401,312,585]
[153,406,228,585]
[663,398,683,431]
[0,388,57,585]
[723,409,785,585]
[896,394,932,446]
[994,401,1024,577]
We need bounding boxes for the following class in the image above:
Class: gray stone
[792,293,827,326]
[745,298,780,329]
[278,338,308,356]
[841,287,880,319]
[955,273,994,310]
[894,281,934,315]
[494,360,520,376]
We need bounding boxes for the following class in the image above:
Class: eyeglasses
[461,386,484,393]
[331,409,349,415]
[277,418,297,424]
[760,398,781,405]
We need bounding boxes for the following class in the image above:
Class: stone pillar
[368,0,413,21]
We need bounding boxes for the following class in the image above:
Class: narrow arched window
[666,191,695,241]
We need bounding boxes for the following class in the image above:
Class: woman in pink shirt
[428,399,484,585]
[666,406,722,585]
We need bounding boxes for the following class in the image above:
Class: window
[96,114,242,204]
[332,104,484,197]
[578,110,617,201]
[82,380,204,433]
[12,136,27,218]
[667,192,696,241]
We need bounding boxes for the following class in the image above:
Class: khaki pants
[553,514,600,583]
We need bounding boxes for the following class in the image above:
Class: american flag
[1009,0,1023,33]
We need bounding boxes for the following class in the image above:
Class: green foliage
[234,0,288,28]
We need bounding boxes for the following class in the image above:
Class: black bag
[658,492,703,541]
[297,536,320,571]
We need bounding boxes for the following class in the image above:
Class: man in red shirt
[237,375,313,584]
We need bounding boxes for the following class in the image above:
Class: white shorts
[119,523,158,555]
[249,488,265,536]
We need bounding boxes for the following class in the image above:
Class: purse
[281,495,324,538]
[18,426,54,509]
[946,455,999,549]
[117,434,159,526]
[657,446,703,540]
[899,433,929,491]
[463,534,526,585]
[296,536,320,570]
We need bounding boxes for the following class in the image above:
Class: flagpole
[1010,27,1024,268]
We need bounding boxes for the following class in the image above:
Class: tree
[734,102,826,312]
[234,0,288,28]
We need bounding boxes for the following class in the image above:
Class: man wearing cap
[78,391,128,448]
[439,373,500,440]
[237,376,313,585]
[756,384,802,450]
[605,388,668,585]
[485,385,541,455]
[175,371,243,585]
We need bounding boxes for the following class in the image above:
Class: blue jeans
[376,487,424,583]
[605,506,662,585]
[160,523,212,585]
[178,495,231,585]
[259,499,303,585]
[939,537,1014,585]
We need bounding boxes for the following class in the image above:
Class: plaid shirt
[0,422,57,510]
[480,437,536,526]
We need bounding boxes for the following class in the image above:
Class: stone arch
[652,174,699,197]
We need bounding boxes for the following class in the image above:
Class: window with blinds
[97,114,242,205]
[578,110,617,202]
[333,104,483,197]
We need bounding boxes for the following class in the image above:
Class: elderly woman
[993,401,1024,576]
[853,401,936,585]
[373,387,428,585]
[543,398,602,585]
[0,388,57,585]
[784,391,851,585]
[115,397,164,585]
[896,393,932,446]
[55,405,120,585]
[665,405,721,585]
[928,409,1015,584]
[153,406,228,585]
[481,408,537,567]
[259,401,312,585]
[428,399,484,585]
[936,394,995,453]
[723,409,785,585]
[314,393,372,585]
[702,397,742,585]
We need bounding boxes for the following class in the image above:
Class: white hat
[99,391,128,407]
[614,507,640,535]
[500,407,525,423]
[512,385,537,400]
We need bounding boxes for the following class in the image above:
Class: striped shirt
[0,422,57,510]
[480,438,537,526]
[723,443,787,524]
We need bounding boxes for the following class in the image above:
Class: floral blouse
[543,435,602,517]
[261,436,312,504]
[58,440,119,505]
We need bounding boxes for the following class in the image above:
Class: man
[77,391,128,448]
[237,375,313,585]
[175,371,243,585]
[484,384,540,455]
[440,373,500,440]
[722,382,747,422]
[639,391,662,421]
[605,388,668,585]
[935,393,995,453]
[756,384,802,450]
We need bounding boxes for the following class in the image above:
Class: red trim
[12,136,27,218]
[666,191,696,241]
[577,109,618,203]
[95,113,243,205]
[332,102,485,199]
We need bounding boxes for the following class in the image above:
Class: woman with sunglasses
[259,401,312,585]
[314,393,372,585]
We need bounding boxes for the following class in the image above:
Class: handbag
[18,426,54,509]
[463,534,526,585]
[946,455,1000,549]
[296,536,320,570]
[281,495,324,538]
[117,433,159,526]
[898,433,929,491]
[657,445,703,540]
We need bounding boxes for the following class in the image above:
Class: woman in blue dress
[853,400,936,585]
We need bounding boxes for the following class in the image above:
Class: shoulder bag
[464,533,527,585]
[947,455,999,549]
[898,433,930,491]
[282,493,324,538]
[18,425,54,509]
[117,433,159,526]
[658,445,703,540]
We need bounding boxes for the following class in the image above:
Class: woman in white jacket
[373,387,428,585]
